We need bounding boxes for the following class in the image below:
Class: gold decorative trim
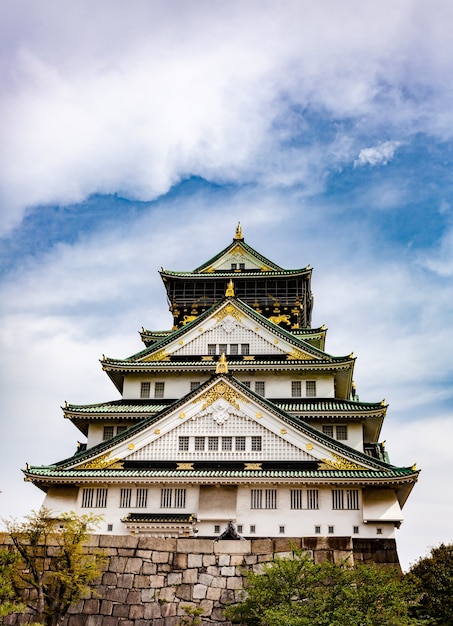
[215,304,244,323]
[201,356,214,361]
[255,412,262,419]
[128,444,135,450]
[154,429,161,434]
[244,463,262,470]
[179,340,184,345]
[287,349,315,360]
[216,352,228,374]
[243,355,255,361]
[177,463,194,470]
[280,429,287,435]
[143,349,170,362]
[195,381,247,411]
[319,453,366,471]
[306,443,313,450]
[225,279,235,297]
[78,452,120,470]
[179,412,186,419]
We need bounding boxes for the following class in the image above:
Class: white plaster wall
[311,422,364,450]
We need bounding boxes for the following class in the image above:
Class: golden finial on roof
[412,463,417,471]
[216,352,228,374]
[234,222,243,240]
[226,279,235,297]
[380,399,386,406]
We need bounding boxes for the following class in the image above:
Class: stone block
[274,537,301,551]
[149,574,165,587]
[129,604,145,619]
[199,598,214,615]
[314,549,334,564]
[99,534,138,549]
[101,617,122,626]
[258,553,273,562]
[125,557,143,573]
[206,586,222,601]
[188,553,203,568]
[138,536,177,552]
[126,590,141,604]
[176,583,193,601]
[327,536,352,550]
[207,565,220,576]
[108,555,128,573]
[82,598,100,614]
[102,571,118,585]
[211,606,228,622]
[203,553,216,566]
[153,550,171,563]
[112,603,131,617]
[167,571,183,585]
[214,539,251,555]
[143,602,162,619]
[226,576,243,590]
[182,568,198,583]
[67,616,86,626]
[173,552,188,569]
[243,554,257,565]
[117,573,134,588]
[274,551,293,560]
[220,566,235,576]
[105,587,128,602]
[177,538,214,553]
[134,574,151,588]
[333,550,353,565]
[193,583,208,599]
[199,572,214,586]
[231,554,245,566]
[142,560,158,575]
[210,575,226,588]
[100,599,113,615]
[218,554,230,566]
[220,589,236,604]
[251,539,274,554]
[158,586,177,602]
[161,601,177,617]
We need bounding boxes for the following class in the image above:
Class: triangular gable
[136,300,324,363]
[194,239,284,273]
[68,376,376,472]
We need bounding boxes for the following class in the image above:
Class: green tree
[2,508,106,626]
[0,549,25,617]
[408,542,453,625]
[225,549,417,626]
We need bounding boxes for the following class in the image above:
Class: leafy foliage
[2,508,106,626]
[408,542,453,625]
[0,549,26,617]
[225,549,417,626]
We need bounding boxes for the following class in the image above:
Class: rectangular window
[290,489,303,509]
[239,263,245,270]
[315,525,321,534]
[219,343,227,355]
[190,381,200,391]
[237,524,243,533]
[195,436,205,451]
[255,381,265,396]
[140,382,151,398]
[353,526,359,534]
[307,489,319,510]
[222,436,233,451]
[235,436,246,451]
[332,490,344,510]
[265,489,277,509]
[322,425,334,438]
[103,426,114,441]
[251,489,262,509]
[229,343,238,355]
[328,525,334,534]
[214,524,220,533]
[120,488,132,508]
[154,382,165,399]
[136,488,148,508]
[179,436,189,451]
[116,426,127,435]
[306,381,316,397]
[376,528,383,535]
[336,425,348,441]
[347,489,359,510]
[251,436,262,451]
[279,526,285,534]
[250,525,256,533]
[242,380,251,388]
[95,488,108,508]
[231,263,237,270]
[174,488,186,508]
[208,436,219,451]
[241,343,250,355]
[161,488,172,508]
[291,381,302,397]
[81,488,94,508]
[208,344,216,355]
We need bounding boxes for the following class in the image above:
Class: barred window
[230,344,238,355]
[116,426,127,435]
[190,381,200,391]
[195,436,205,451]
[347,489,359,510]
[265,489,277,509]
[306,380,316,397]
[154,382,165,399]
[255,381,265,396]
[332,489,344,510]
[242,381,251,388]
[231,263,237,270]
[208,436,219,451]
[95,488,108,508]
[328,525,334,534]
[179,436,189,451]
[237,525,243,533]
[174,488,186,508]
[214,524,220,533]
[290,489,303,509]
[251,436,262,451]
[235,436,246,451]
[241,343,250,355]
[103,426,114,441]
[336,425,348,441]
[322,425,334,438]
[161,488,172,508]
[250,525,256,533]
[307,489,319,510]
[279,526,285,534]
[251,489,262,509]
[219,344,227,355]
[81,488,94,508]
[353,526,359,534]
[315,525,321,534]
[208,344,216,355]
[291,381,302,397]
[136,488,148,508]
[222,436,233,451]
[120,488,132,508]
[239,263,245,270]
[140,382,151,398]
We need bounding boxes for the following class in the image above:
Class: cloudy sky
[1,0,452,571]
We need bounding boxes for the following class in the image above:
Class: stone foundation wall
[0,534,400,626]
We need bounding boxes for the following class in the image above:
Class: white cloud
[354,141,402,167]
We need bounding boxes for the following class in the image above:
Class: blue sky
[1,0,452,570]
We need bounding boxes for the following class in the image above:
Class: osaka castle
[24,225,419,543]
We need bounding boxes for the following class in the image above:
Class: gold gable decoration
[319,453,366,471]
[195,381,247,411]
[287,348,315,360]
[225,279,235,297]
[216,352,229,374]
[78,453,122,470]
[234,223,243,240]
[143,349,170,362]
[215,303,244,323]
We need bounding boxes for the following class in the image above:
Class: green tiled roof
[161,268,310,278]
[64,400,170,414]
[123,513,194,523]
[274,399,386,413]
[192,239,286,272]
